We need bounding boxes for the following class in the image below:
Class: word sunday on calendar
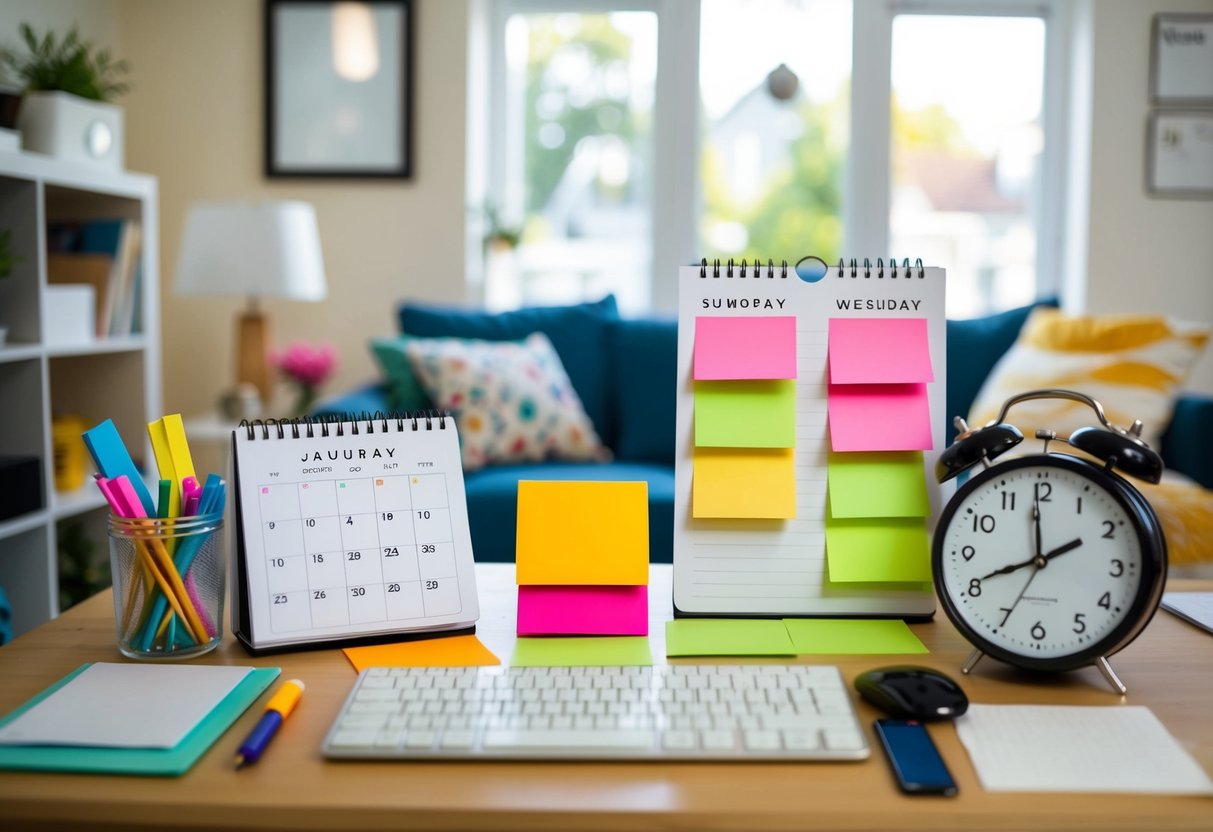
[231,416,479,651]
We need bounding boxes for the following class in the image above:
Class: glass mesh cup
[108,511,225,659]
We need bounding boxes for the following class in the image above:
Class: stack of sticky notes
[691,315,797,519]
[824,318,934,584]
[515,481,649,636]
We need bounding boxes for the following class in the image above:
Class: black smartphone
[873,719,958,796]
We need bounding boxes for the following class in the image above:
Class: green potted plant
[1,24,130,168]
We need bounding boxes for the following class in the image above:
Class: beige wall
[1081,0,1213,394]
[116,0,470,418]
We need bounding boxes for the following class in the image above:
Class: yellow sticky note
[146,418,180,519]
[828,451,928,518]
[162,413,196,486]
[692,447,796,519]
[825,517,931,582]
[343,634,501,672]
[515,481,649,586]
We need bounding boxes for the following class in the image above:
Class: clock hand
[1033,491,1043,559]
[979,557,1035,581]
[1043,538,1083,561]
[977,499,1046,581]
[1004,563,1042,623]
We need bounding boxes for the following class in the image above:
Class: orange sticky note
[515,481,649,586]
[692,447,796,519]
[342,634,501,672]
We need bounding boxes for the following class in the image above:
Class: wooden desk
[1,565,1210,831]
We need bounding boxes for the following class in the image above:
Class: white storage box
[18,91,123,169]
[44,285,96,346]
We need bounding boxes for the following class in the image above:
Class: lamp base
[236,307,272,403]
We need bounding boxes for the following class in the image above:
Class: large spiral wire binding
[699,258,790,278]
[834,257,925,278]
[240,410,451,441]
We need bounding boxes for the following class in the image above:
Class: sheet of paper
[511,637,653,667]
[0,663,251,749]
[665,619,796,657]
[1161,592,1213,635]
[343,634,501,672]
[694,380,796,448]
[827,383,932,452]
[515,481,649,585]
[828,317,933,384]
[693,315,797,380]
[825,517,931,582]
[828,451,928,518]
[692,447,796,519]
[956,705,1213,794]
[517,585,648,636]
[782,618,927,654]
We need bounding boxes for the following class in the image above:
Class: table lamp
[175,200,327,406]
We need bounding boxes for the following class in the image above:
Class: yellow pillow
[967,309,1210,449]
[1138,481,1213,567]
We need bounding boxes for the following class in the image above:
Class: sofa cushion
[609,317,677,464]
[945,298,1057,442]
[464,461,675,564]
[405,333,608,472]
[398,296,620,443]
[369,335,432,412]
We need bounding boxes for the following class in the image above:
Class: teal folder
[0,664,280,776]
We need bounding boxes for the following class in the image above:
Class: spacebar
[482,729,654,750]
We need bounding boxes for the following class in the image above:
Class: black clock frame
[932,452,1168,673]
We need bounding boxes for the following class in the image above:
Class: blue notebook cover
[0,664,280,776]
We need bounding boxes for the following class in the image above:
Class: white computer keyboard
[322,664,870,761]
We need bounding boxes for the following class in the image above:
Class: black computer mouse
[853,666,969,721]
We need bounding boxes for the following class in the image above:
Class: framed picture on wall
[1150,14,1213,105]
[1146,111,1213,198]
[265,0,414,178]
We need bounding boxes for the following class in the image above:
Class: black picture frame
[264,0,414,179]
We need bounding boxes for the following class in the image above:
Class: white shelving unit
[0,151,160,638]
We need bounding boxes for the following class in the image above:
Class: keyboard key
[482,729,654,751]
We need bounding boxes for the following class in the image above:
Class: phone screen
[873,719,958,796]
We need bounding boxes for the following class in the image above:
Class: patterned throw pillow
[405,333,609,472]
[968,309,1210,449]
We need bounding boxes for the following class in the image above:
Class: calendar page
[230,415,479,651]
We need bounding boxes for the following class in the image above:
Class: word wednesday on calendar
[231,415,479,652]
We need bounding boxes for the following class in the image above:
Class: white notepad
[955,704,1213,794]
[0,663,250,749]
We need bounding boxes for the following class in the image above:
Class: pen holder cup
[107,512,225,660]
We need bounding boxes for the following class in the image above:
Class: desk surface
[0,565,1210,831]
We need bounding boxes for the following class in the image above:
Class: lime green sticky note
[694,380,796,448]
[511,637,652,667]
[783,618,929,655]
[665,619,796,657]
[828,451,928,518]
[825,517,931,582]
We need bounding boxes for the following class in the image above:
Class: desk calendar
[230,413,479,652]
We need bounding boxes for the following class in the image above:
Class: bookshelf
[0,152,160,638]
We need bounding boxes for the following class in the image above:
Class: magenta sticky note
[829,318,933,384]
[694,316,797,380]
[827,383,933,451]
[517,585,649,636]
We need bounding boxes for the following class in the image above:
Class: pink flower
[271,341,337,389]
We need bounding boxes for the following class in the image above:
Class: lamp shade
[174,200,327,300]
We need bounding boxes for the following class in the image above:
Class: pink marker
[182,476,202,516]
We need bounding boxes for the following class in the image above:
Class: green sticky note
[825,517,931,582]
[828,451,929,518]
[783,618,929,655]
[511,637,652,667]
[694,380,796,448]
[665,619,796,657]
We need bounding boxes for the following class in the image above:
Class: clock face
[934,454,1163,669]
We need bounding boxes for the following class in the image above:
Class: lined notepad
[673,262,946,617]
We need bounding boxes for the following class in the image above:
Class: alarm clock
[932,388,1167,694]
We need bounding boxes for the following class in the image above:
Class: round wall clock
[932,389,1168,694]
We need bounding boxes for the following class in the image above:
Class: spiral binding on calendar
[834,257,925,279]
[239,410,451,441]
[698,256,925,279]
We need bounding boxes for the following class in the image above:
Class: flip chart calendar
[231,413,479,652]
[674,258,947,619]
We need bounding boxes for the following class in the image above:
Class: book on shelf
[45,219,143,338]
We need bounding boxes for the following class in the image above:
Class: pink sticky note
[827,384,933,451]
[694,316,797,380]
[517,585,649,636]
[829,318,933,384]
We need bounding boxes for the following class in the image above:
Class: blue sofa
[317,296,1213,563]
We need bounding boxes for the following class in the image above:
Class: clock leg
[1095,656,1128,695]
[961,648,985,675]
